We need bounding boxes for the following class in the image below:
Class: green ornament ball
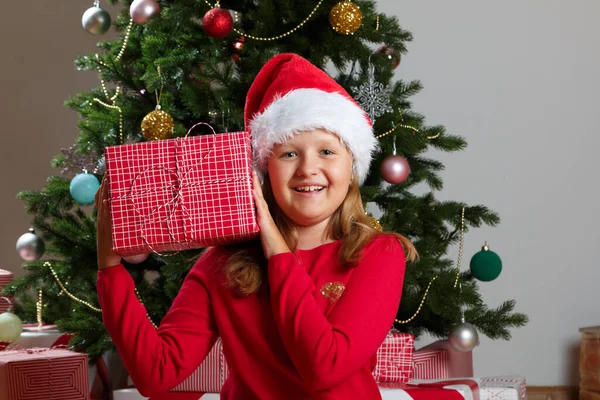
[0,312,23,342]
[470,243,502,282]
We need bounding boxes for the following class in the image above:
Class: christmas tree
[3,0,527,361]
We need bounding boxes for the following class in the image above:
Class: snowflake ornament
[351,63,393,124]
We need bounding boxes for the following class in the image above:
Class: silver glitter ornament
[16,228,45,261]
[448,316,479,352]
[130,0,161,25]
[82,2,111,35]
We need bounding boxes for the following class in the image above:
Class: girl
[95,53,417,400]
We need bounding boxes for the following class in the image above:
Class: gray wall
[378,0,599,386]
[2,0,597,386]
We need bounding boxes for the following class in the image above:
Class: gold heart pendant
[320,281,345,303]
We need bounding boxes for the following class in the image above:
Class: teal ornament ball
[70,173,100,204]
[470,243,502,282]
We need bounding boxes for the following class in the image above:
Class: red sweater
[97,234,406,399]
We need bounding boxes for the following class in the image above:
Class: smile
[293,186,325,192]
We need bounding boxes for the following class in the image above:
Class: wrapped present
[105,124,259,256]
[380,378,479,399]
[372,330,414,383]
[171,337,229,393]
[13,324,73,349]
[412,340,473,379]
[113,389,214,400]
[0,347,89,400]
[412,349,449,379]
[0,269,13,289]
[479,376,526,400]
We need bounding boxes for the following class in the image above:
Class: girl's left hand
[252,171,291,260]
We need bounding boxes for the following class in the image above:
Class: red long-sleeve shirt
[97,234,406,399]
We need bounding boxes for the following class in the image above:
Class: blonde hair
[223,174,418,296]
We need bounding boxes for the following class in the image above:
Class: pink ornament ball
[380,155,410,184]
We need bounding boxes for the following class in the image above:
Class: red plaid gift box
[0,269,13,289]
[372,330,414,383]
[170,338,229,393]
[105,124,259,256]
[0,347,89,400]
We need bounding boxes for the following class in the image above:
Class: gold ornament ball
[329,1,362,35]
[141,109,174,141]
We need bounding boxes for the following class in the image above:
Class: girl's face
[267,129,353,228]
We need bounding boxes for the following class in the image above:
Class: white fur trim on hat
[250,88,377,185]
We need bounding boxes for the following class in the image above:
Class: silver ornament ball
[449,317,479,352]
[130,0,161,25]
[82,6,112,35]
[16,228,45,261]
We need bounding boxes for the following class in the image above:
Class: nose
[296,152,320,177]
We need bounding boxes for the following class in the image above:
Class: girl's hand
[95,176,122,270]
[252,171,291,260]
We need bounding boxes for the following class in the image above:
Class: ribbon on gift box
[110,123,254,256]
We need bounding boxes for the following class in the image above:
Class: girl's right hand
[95,176,122,270]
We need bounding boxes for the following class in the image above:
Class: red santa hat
[244,53,377,185]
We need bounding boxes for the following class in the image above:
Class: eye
[320,149,334,155]
[281,151,297,158]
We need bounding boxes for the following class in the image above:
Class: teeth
[295,186,324,192]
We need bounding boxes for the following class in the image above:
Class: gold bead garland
[44,262,157,329]
[376,109,441,140]
[205,0,325,41]
[36,288,43,329]
[92,18,134,144]
[46,262,101,313]
[394,207,465,325]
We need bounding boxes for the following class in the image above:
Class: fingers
[252,171,268,218]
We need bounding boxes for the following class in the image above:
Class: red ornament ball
[380,155,410,184]
[375,45,401,69]
[202,7,234,38]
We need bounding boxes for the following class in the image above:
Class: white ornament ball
[0,312,23,342]
[449,318,479,352]
[130,0,161,25]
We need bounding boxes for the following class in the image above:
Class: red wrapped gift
[0,347,89,400]
[105,124,259,256]
[0,269,13,289]
[412,340,473,379]
[412,349,449,379]
[170,338,229,393]
[380,378,480,400]
[372,329,415,383]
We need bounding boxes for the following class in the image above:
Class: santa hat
[244,53,377,185]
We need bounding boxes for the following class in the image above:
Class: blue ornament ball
[70,173,100,204]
